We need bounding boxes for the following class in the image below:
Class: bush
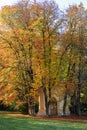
[80,103,87,113]
[18,103,28,114]
[0,100,17,111]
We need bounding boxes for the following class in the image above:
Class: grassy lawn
[0,114,87,130]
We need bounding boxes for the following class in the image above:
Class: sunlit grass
[0,114,87,130]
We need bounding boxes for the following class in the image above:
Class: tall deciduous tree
[61,4,87,115]
[32,0,63,115]
[0,0,36,114]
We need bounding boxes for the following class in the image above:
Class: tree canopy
[0,0,87,115]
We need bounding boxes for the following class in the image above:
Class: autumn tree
[31,0,64,115]
[61,4,87,115]
[0,0,37,114]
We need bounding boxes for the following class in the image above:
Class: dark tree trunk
[70,86,81,115]
[43,87,49,115]
[76,55,81,116]
[27,97,31,115]
[76,87,80,115]
[63,92,67,115]
[70,91,77,114]
[76,72,81,115]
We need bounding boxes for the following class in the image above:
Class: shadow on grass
[0,115,87,130]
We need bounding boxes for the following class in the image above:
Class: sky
[0,0,87,10]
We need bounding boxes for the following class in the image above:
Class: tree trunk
[43,87,49,115]
[27,97,31,115]
[76,86,80,115]
[70,91,77,114]
[63,92,67,115]
[76,55,81,116]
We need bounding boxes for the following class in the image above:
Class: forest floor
[0,111,87,123]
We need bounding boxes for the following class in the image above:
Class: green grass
[0,115,87,130]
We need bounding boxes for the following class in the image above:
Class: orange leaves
[0,0,86,109]
[0,83,17,105]
[66,5,78,17]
